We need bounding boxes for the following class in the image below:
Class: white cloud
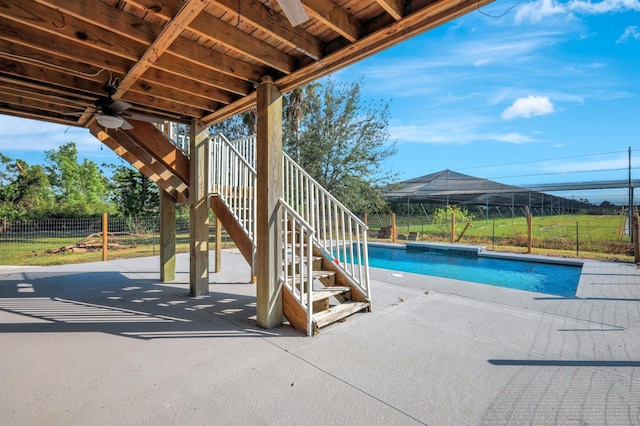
[568,0,640,14]
[389,120,539,145]
[474,59,491,66]
[617,26,640,43]
[0,116,103,155]
[501,95,555,120]
[515,0,566,23]
[498,132,537,143]
[515,0,640,23]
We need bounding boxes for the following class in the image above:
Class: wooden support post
[527,212,533,254]
[189,120,209,296]
[160,190,176,282]
[391,213,396,243]
[256,76,283,329]
[102,212,108,261]
[214,216,222,273]
[363,213,368,226]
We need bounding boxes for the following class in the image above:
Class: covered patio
[0,0,495,331]
[1,251,639,423]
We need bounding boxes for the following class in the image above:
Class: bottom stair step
[313,301,369,329]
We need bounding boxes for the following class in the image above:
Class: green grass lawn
[0,233,235,266]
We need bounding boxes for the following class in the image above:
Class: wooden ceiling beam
[302,0,361,43]
[202,0,494,125]
[115,0,210,95]
[140,67,240,107]
[154,54,251,97]
[127,0,295,74]
[0,83,89,111]
[38,0,264,84]
[0,91,80,116]
[375,0,406,20]
[280,0,494,91]
[0,32,232,117]
[189,11,296,74]
[0,107,79,126]
[168,36,264,83]
[128,80,219,113]
[0,20,134,77]
[0,61,204,121]
[0,68,101,105]
[210,0,323,60]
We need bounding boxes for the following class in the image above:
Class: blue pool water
[367,246,581,297]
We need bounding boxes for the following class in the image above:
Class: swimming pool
[367,244,582,297]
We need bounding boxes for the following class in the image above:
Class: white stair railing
[280,199,315,336]
[210,133,371,304]
[282,152,370,300]
[208,134,257,242]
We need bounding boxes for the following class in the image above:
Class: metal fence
[366,212,634,258]
[0,216,231,266]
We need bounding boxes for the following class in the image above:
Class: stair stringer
[209,196,254,266]
[313,246,370,306]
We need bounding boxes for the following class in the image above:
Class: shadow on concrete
[0,271,298,340]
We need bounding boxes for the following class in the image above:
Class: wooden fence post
[450,212,455,244]
[634,213,639,264]
[102,212,108,261]
[391,213,396,243]
[527,212,533,254]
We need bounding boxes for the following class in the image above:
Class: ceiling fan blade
[122,112,165,124]
[278,0,309,26]
[109,99,132,113]
[120,118,134,130]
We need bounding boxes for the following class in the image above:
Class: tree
[0,156,53,220]
[209,110,255,141]
[44,142,114,217]
[282,78,396,213]
[433,205,475,234]
[108,165,159,217]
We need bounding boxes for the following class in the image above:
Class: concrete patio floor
[1,250,639,425]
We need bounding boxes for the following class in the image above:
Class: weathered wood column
[159,189,176,282]
[256,76,283,329]
[189,120,209,296]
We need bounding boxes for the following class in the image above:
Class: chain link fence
[0,216,231,266]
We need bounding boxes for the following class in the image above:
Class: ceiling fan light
[279,0,309,27]
[96,114,124,129]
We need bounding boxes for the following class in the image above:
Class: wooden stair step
[313,301,369,329]
[310,286,351,302]
[286,270,335,285]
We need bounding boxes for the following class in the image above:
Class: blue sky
[0,0,638,202]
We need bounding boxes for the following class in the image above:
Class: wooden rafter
[115,0,210,95]
[0,0,493,128]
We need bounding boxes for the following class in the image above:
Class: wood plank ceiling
[0,0,493,130]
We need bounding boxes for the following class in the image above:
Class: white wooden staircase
[208,134,371,335]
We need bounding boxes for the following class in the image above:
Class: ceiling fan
[64,81,163,130]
